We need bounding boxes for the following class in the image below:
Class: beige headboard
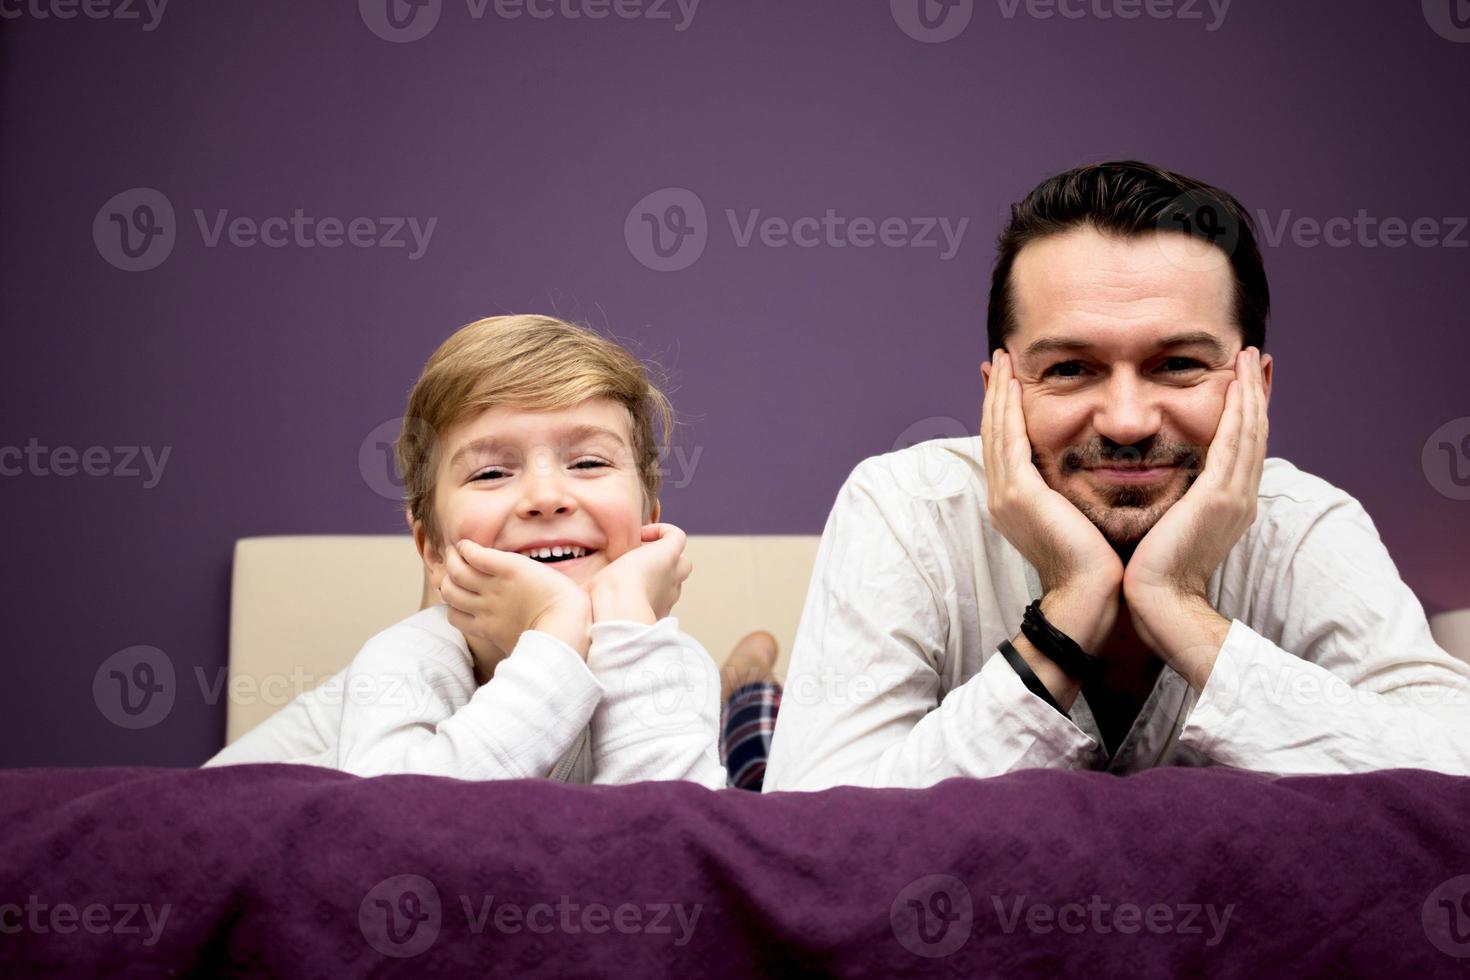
[226,535,820,744]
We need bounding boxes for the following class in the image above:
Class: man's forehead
[1009,226,1236,356]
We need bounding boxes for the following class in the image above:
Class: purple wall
[2,0,1467,766]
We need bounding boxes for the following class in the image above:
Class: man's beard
[1038,443,1204,560]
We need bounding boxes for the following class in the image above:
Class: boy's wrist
[529,601,592,659]
[589,577,657,626]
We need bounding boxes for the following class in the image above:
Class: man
[763,161,1470,790]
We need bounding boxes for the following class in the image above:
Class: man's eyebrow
[1019,331,1230,361]
[446,425,628,471]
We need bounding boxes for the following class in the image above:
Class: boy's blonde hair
[397,315,673,544]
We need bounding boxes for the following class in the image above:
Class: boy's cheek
[443,508,506,551]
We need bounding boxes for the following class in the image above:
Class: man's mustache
[1033,445,1207,475]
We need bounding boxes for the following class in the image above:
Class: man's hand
[983,349,1124,620]
[1124,347,1268,608]
[1122,347,1267,687]
[440,540,592,664]
[586,523,693,626]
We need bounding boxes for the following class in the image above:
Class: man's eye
[1161,358,1205,373]
[1043,361,1087,378]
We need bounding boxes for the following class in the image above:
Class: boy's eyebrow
[446,425,629,471]
[1020,331,1230,361]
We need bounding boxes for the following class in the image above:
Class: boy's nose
[517,461,577,518]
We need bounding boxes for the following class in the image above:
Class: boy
[208,315,776,787]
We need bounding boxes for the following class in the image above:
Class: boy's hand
[586,523,693,626]
[440,540,592,661]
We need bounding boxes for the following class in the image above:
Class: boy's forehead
[447,399,634,453]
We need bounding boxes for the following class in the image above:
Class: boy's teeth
[524,545,587,560]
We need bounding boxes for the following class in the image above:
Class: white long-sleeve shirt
[763,437,1470,791]
[204,605,725,788]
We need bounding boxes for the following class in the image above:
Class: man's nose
[517,456,576,518]
[1092,371,1162,447]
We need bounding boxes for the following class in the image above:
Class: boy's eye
[573,459,609,470]
[471,468,508,482]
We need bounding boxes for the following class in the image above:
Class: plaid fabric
[719,680,783,792]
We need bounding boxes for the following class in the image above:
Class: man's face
[982,225,1273,549]
[415,397,655,591]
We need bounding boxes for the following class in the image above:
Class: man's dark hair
[985,160,1270,357]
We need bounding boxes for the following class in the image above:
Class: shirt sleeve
[584,618,725,788]
[763,458,1103,792]
[200,668,347,768]
[336,626,604,780]
[1179,495,1470,774]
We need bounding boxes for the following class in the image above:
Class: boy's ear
[646,496,661,525]
[411,518,448,598]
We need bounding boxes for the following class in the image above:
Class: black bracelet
[1020,598,1103,685]
[998,639,1067,716]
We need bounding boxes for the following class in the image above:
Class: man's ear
[1260,352,1273,408]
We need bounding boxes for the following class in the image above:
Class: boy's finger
[443,543,484,593]
[456,539,514,576]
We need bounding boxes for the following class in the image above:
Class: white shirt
[764,437,1470,790]
[205,605,725,788]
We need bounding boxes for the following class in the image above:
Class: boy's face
[416,397,656,590]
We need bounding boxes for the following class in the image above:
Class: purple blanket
[1,765,1468,977]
